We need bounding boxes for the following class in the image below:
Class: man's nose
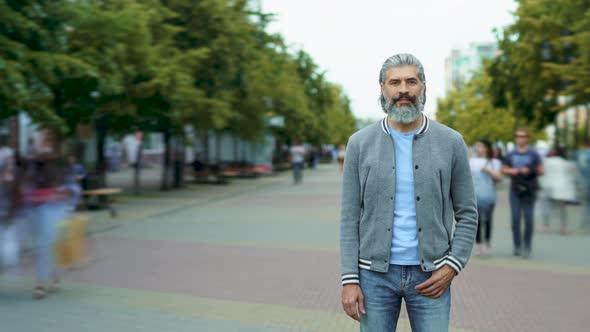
[398,82,409,94]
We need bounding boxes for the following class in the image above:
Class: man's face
[515,131,529,146]
[381,65,425,123]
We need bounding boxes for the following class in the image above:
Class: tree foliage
[439,0,588,147]
[1,0,358,150]
[487,0,589,130]
[437,68,517,144]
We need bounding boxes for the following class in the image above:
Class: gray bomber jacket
[340,116,478,286]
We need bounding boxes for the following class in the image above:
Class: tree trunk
[173,137,184,188]
[96,121,108,188]
[8,116,23,214]
[203,132,210,167]
[563,111,569,150]
[8,116,19,157]
[234,135,239,162]
[134,142,143,195]
[216,130,222,165]
[161,130,171,191]
[574,107,580,151]
[554,122,560,151]
[585,106,590,145]
[215,130,223,181]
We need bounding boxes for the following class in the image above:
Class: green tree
[488,0,589,146]
[437,68,518,145]
[0,0,95,133]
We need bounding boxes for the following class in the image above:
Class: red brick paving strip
[65,238,590,332]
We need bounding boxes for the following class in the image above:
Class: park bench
[82,188,122,218]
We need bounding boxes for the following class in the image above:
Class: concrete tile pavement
[1,163,589,331]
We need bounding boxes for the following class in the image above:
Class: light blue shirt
[389,126,420,265]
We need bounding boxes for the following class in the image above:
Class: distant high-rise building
[445,42,498,92]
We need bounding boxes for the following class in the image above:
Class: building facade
[445,42,499,92]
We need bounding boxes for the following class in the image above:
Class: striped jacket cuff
[341,274,359,286]
[434,255,464,275]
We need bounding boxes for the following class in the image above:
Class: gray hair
[379,53,426,84]
[378,53,427,110]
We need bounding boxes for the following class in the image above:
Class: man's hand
[508,168,520,176]
[520,167,530,175]
[342,284,365,321]
[415,265,456,298]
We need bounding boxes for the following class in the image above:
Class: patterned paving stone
[2,164,589,331]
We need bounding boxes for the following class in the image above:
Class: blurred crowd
[468,129,590,259]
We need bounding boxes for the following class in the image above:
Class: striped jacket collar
[381,114,430,137]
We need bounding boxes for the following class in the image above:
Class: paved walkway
[1,164,589,331]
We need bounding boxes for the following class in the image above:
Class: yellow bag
[56,214,89,269]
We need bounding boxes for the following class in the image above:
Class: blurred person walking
[576,145,590,230]
[502,128,544,258]
[290,141,305,184]
[0,154,22,269]
[26,129,73,299]
[540,147,579,234]
[337,144,346,173]
[492,145,504,164]
[340,53,477,332]
[66,155,87,187]
[469,138,502,256]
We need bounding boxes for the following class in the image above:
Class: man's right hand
[341,284,365,321]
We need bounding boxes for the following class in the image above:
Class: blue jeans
[476,204,495,244]
[292,162,304,184]
[359,265,451,332]
[29,203,65,282]
[509,190,535,251]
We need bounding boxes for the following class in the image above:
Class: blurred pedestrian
[502,128,544,258]
[66,155,87,185]
[26,136,36,158]
[0,158,12,222]
[0,155,21,269]
[337,144,346,173]
[27,128,73,299]
[492,145,504,163]
[290,140,305,184]
[0,147,10,165]
[307,146,318,169]
[577,145,590,229]
[108,144,122,172]
[539,146,579,234]
[0,155,18,221]
[65,155,86,210]
[340,53,477,331]
[469,138,502,256]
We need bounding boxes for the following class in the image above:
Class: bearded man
[339,53,478,331]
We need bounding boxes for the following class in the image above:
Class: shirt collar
[381,114,430,136]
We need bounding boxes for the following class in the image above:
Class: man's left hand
[415,265,456,298]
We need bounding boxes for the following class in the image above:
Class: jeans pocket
[414,267,433,284]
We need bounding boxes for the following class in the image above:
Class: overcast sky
[260,0,518,120]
